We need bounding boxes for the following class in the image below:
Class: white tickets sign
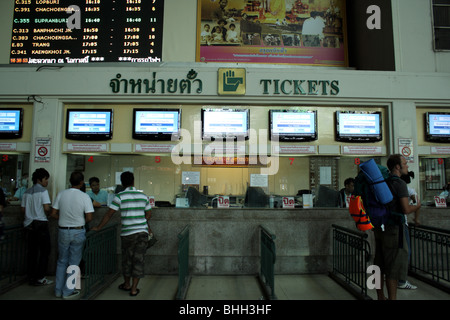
[282,197,295,209]
[217,196,230,208]
[434,196,447,208]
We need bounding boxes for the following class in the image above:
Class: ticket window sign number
[434,196,447,208]
[217,196,229,208]
[282,197,295,209]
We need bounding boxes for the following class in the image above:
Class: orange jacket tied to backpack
[348,195,374,231]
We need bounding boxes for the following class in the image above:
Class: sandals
[130,289,140,297]
[118,283,131,291]
[119,283,140,296]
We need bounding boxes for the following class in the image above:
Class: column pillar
[29,98,67,201]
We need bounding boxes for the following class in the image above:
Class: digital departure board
[10,0,164,64]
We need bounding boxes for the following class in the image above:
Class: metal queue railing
[330,224,372,300]
[176,224,190,300]
[259,225,277,300]
[0,224,27,294]
[82,223,119,299]
[409,223,450,293]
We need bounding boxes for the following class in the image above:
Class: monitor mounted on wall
[66,109,113,141]
[269,109,317,142]
[201,108,250,141]
[0,108,23,139]
[335,111,382,143]
[132,108,181,141]
[425,112,450,143]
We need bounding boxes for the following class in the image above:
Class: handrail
[0,224,27,294]
[408,223,450,293]
[259,225,276,300]
[176,224,190,300]
[82,223,119,299]
[329,224,372,300]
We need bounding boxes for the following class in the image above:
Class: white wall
[392,0,450,72]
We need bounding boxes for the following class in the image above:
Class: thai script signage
[109,68,340,97]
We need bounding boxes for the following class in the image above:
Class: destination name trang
[260,79,340,96]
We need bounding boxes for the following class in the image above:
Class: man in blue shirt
[87,177,108,207]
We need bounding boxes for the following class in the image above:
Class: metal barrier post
[409,223,450,293]
[329,224,372,300]
[259,225,276,300]
[82,223,119,299]
[176,224,190,300]
[0,225,27,294]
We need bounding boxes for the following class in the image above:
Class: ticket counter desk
[3,204,449,276]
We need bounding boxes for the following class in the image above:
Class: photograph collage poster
[196,0,347,67]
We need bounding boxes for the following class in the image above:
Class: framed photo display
[196,0,347,67]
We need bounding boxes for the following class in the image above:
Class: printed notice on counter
[182,171,200,185]
[250,174,268,187]
[319,167,332,185]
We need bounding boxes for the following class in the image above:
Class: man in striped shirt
[93,171,151,297]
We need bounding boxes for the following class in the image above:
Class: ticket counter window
[66,154,386,209]
[419,157,450,206]
[0,154,30,204]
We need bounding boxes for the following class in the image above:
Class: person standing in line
[21,168,53,286]
[92,171,152,297]
[50,171,94,299]
[374,154,421,300]
[398,171,419,290]
[339,177,354,208]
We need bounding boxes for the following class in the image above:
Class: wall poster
[196,0,347,67]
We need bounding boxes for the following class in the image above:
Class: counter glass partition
[65,154,395,209]
[0,154,30,204]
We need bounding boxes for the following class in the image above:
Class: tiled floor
[1,274,449,301]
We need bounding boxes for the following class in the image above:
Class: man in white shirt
[302,11,325,47]
[21,168,52,286]
[51,171,94,299]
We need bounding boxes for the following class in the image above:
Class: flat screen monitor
[201,108,249,140]
[425,112,450,143]
[244,187,269,208]
[66,109,113,141]
[0,108,23,139]
[269,110,317,142]
[185,186,207,208]
[315,185,340,207]
[336,111,382,142]
[133,108,181,141]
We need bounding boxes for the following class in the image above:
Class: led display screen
[202,108,249,140]
[66,109,113,141]
[336,111,382,142]
[269,110,317,142]
[0,108,23,139]
[133,108,181,141]
[10,1,164,64]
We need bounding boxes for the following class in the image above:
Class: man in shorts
[374,154,421,300]
[93,171,151,297]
